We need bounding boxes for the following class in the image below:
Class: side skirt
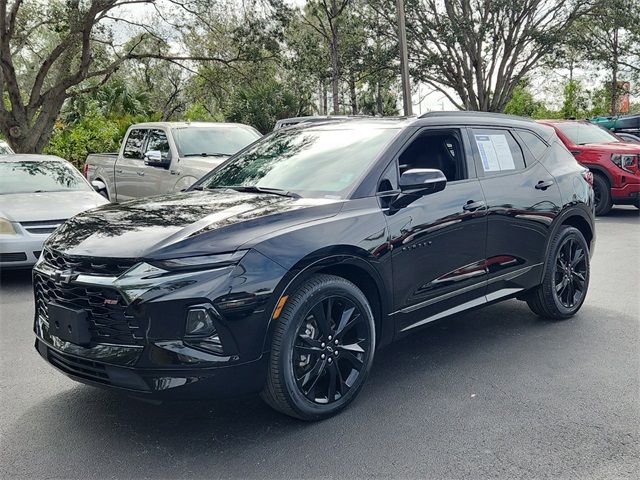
[399,287,523,333]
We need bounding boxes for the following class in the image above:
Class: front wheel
[261,274,376,420]
[526,226,590,320]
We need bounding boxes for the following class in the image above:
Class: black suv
[34,113,595,420]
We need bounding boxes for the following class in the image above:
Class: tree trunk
[376,80,383,115]
[321,79,328,115]
[330,0,340,115]
[611,28,619,116]
[349,75,357,114]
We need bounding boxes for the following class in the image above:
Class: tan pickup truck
[84,121,261,201]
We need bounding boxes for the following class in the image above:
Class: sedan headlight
[611,154,638,173]
[0,217,16,235]
[149,250,248,271]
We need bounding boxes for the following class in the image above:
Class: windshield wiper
[220,185,301,198]
[183,153,229,157]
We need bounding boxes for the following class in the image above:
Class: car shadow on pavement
[3,297,598,478]
[0,268,33,288]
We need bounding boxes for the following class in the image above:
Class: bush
[45,103,121,168]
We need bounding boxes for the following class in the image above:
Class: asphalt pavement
[1,207,639,479]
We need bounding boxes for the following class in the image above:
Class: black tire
[261,274,376,421]
[526,226,590,320]
[593,173,612,216]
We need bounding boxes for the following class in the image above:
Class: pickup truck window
[145,129,171,158]
[123,129,147,159]
[173,127,260,157]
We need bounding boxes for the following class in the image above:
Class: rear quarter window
[515,129,549,160]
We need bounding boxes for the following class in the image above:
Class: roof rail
[418,111,535,123]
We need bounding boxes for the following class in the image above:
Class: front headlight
[0,217,16,235]
[611,154,638,173]
[149,250,248,271]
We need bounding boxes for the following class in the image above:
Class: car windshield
[173,126,261,157]
[555,122,620,145]
[0,143,13,154]
[198,126,400,198]
[0,161,91,194]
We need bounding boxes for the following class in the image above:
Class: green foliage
[504,83,543,118]
[44,103,121,168]
[226,79,313,134]
[184,103,225,122]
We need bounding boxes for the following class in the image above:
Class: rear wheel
[592,173,612,216]
[261,274,376,420]
[526,226,590,320]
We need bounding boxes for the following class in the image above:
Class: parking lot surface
[1,208,638,479]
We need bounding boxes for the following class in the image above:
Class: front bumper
[32,249,287,399]
[611,176,640,203]
[35,338,268,399]
[0,234,45,268]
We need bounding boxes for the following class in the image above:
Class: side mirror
[144,150,170,168]
[399,168,447,195]
[391,169,447,210]
[91,180,106,192]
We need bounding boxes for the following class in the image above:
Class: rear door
[469,126,563,300]
[114,128,148,201]
[384,127,489,334]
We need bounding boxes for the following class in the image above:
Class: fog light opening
[185,306,224,355]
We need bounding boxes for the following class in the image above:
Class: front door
[114,128,148,201]
[384,127,489,334]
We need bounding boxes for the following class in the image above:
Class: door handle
[463,200,486,212]
[115,169,124,174]
[535,180,554,190]
[137,171,145,176]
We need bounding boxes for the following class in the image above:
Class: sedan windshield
[173,126,261,157]
[198,126,400,198]
[0,161,91,194]
[556,122,620,145]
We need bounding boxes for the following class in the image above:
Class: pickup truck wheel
[592,173,612,216]
[526,226,590,320]
[261,274,376,421]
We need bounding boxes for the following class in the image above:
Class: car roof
[0,154,67,163]
[281,112,555,140]
[129,121,257,130]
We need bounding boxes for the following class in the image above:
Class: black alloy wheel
[526,226,590,319]
[553,236,588,309]
[292,296,369,404]
[262,274,375,420]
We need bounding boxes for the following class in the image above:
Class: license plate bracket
[47,303,91,346]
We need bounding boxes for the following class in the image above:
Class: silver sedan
[0,155,109,268]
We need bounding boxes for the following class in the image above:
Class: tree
[371,0,592,112]
[566,0,639,115]
[302,0,350,114]
[0,0,272,153]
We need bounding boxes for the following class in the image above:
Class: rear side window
[471,128,525,175]
[516,129,548,159]
[123,129,147,159]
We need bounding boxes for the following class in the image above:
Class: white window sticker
[474,134,516,172]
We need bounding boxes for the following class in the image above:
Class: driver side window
[397,129,468,182]
[145,129,171,159]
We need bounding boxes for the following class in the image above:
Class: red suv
[539,120,640,215]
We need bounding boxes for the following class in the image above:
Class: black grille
[47,348,111,385]
[20,219,65,235]
[0,252,27,262]
[42,249,134,276]
[34,273,143,345]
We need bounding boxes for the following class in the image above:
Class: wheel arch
[261,248,392,354]
[542,205,595,275]
[93,176,111,200]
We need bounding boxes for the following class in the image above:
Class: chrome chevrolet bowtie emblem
[53,269,77,285]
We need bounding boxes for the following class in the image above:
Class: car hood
[46,190,343,259]
[0,190,108,222]
[580,142,640,153]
